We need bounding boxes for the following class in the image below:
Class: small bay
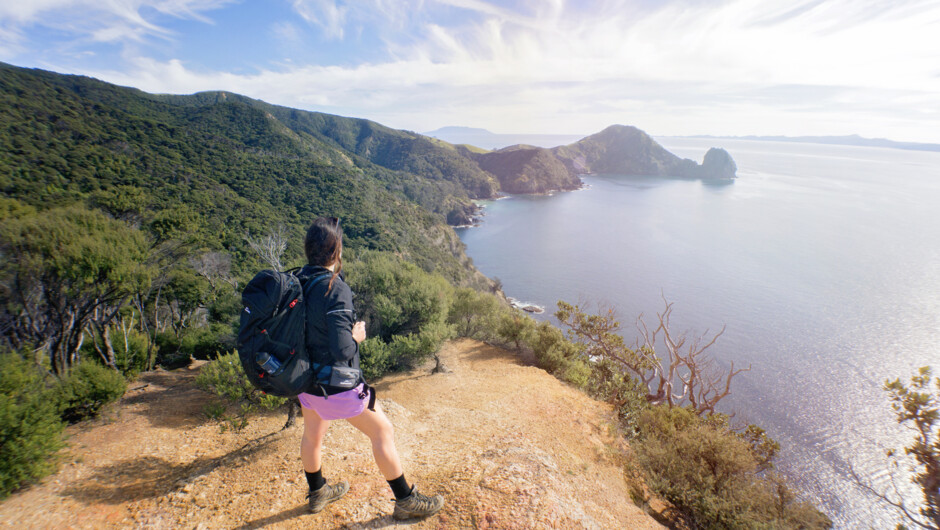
[456,137,940,528]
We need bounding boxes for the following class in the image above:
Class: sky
[1,0,939,142]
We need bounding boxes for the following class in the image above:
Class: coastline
[452,143,940,526]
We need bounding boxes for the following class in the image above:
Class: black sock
[305,469,326,491]
[388,474,412,500]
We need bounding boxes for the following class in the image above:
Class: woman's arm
[325,281,359,362]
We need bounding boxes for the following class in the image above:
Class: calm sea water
[456,138,940,528]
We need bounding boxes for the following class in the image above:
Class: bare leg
[345,404,404,480]
[300,405,331,473]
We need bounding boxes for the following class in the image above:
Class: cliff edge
[0,339,662,529]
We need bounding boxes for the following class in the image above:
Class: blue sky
[1,0,939,142]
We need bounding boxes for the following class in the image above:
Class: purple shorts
[298,384,368,420]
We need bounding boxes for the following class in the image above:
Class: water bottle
[256,351,281,374]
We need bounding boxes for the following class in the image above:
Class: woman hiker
[298,216,445,519]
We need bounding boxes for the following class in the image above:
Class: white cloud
[7,0,940,141]
[292,0,348,39]
[0,0,230,48]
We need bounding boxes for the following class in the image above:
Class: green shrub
[112,327,150,377]
[634,405,831,529]
[553,343,591,388]
[346,251,453,341]
[195,352,286,410]
[359,337,393,380]
[523,321,590,387]
[359,320,455,380]
[181,323,232,360]
[207,290,242,323]
[154,331,181,355]
[495,310,537,351]
[154,331,191,369]
[0,351,65,498]
[54,361,127,423]
[77,323,150,377]
[387,320,455,370]
[157,351,191,370]
[202,401,226,420]
[447,287,501,339]
[345,251,457,379]
[587,358,649,433]
[528,320,565,359]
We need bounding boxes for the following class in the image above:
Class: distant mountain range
[686,134,940,153]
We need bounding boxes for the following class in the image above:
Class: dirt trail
[0,339,663,529]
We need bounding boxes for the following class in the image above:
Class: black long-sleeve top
[301,265,359,393]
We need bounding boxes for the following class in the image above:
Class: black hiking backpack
[237,268,374,405]
[236,269,330,397]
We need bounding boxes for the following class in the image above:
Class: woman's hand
[352,321,366,344]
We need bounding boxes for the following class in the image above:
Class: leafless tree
[634,298,749,415]
[849,464,936,529]
[556,295,749,415]
[190,251,235,289]
[246,226,288,271]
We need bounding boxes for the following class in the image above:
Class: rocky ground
[0,338,664,529]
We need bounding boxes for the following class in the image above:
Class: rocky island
[435,124,738,197]
[550,125,737,181]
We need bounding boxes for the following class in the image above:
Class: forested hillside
[467,145,581,194]
[0,62,506,495]
[0,62,491,282]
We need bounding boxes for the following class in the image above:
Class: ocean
[455,137,940,528]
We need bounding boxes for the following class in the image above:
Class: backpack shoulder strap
[301,271,334,296]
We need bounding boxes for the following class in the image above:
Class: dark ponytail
[304,217,343,293]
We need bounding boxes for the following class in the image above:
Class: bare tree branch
[557,297,747,416]
[246,225,288,271]
[848,463,932,529]
[190,251,233,289]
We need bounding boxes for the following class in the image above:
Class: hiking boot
[392,485,444,520]
[307,480,349,513]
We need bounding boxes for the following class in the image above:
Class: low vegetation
[633,406,829,528]
[194,351,287,432]
[853,366,939,529]
[53,361,127,423]
[0,350,127,498]
[0,351,65,498]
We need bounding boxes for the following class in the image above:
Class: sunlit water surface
[456,138,940,528]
